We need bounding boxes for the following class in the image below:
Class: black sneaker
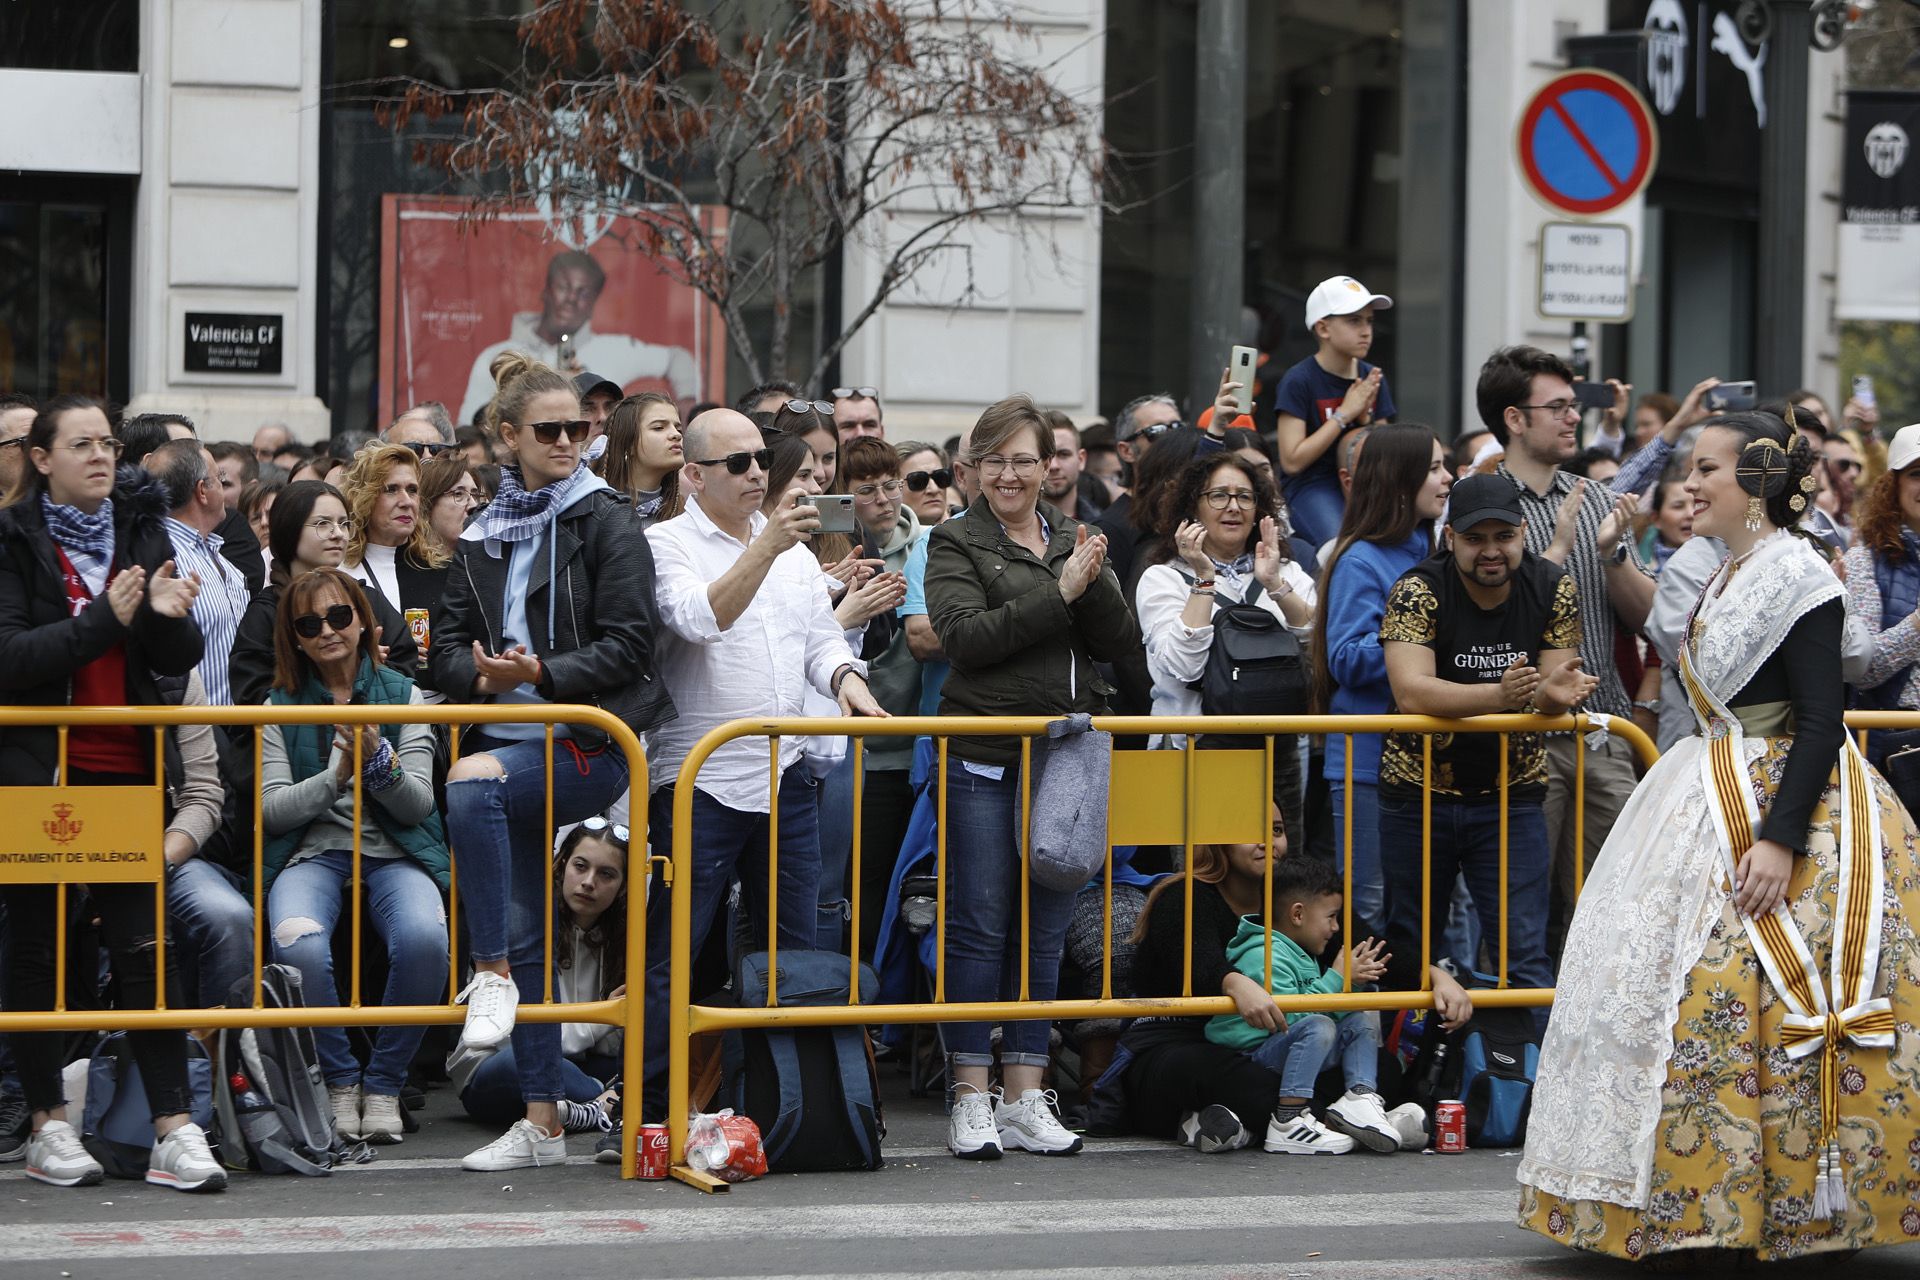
[1177,1103,1249,1153]
[0,1088,28,1163]
[594,1121,623,1164]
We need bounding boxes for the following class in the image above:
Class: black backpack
[728,950,884,1172]
[1188,578,1309,718]
[211,964,351,1175]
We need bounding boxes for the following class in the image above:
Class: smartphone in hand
[1704,380,1757,413]
[1228,345,1258,414]
[1571,380,1615,412]
[802,494,858,534]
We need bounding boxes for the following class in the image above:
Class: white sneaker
[1325,1089,1401,1154]
[1385,1101,1429,1151]
[1177,1104,1250,1153]
[1264,1110,1357,1155]
[994,1088,1083,1156]
[947,1087,1002,1160]
[457,971,519,1050]
[328,1082,363,1140]
[360,1093,404,1144]
[146,1122,227,1193]
[461,1118,564,1172]
[24,1120,103,1188]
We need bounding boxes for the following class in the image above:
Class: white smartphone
[1228,345,1259,414]
[802,494,858,533]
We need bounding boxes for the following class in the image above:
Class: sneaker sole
[26,1164,104,1188]
[1183,1105,1246,1154]
[1325,1111,1400,1154]
[360,1130,404,1145]
[0,1147,26,1164]
[948,1140,1003,1160]
[998,1130,1083,1156]
[1261,1139,1353,1155]
[593,1149,623,1164]
[146,1169,228,1193]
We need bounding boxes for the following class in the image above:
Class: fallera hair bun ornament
[1800,474,1818,493]
[1735,437,1791,532]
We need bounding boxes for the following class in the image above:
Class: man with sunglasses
[385,403,456,457]
[0,392,34,499]
[831,385,885,442]
[641,408,886,1115]
[1817,432,1863,549]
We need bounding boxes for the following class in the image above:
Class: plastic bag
[686,1109,768,1183]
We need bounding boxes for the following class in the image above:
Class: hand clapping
[1058,524,1108,604]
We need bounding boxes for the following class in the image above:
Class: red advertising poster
[378,195,727,428]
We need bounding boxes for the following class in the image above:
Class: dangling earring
[1745,495,1765,532]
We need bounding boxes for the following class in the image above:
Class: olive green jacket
[925,496,1141,766]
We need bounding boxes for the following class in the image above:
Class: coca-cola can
[1435,1100,1467,1153]
[637,1124,670,1179]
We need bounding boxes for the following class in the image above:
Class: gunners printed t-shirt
[1273,355,1396,499]
[1376,550,1580,799]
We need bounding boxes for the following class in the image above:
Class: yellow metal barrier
[0,703,655,1180]
[665,712,1659,1191]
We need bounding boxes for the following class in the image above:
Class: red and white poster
[378,195,727,427]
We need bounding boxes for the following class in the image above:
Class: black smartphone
[1572,381,1615,411]
[1705,380,1757,413]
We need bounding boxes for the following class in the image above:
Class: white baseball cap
[1887,423,1920,473]
[1305,275,1393,329]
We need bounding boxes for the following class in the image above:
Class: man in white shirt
[456,250,700,425]
[638,408,885,1114]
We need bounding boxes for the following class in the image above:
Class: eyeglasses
[783,399,836,417]
[525,419,590,444]
[1827,457,1863,474]
[1516,401,1580,419]
[437,485,482,507]
[581,815,631,842]
[292,604,357,638]
[693,448,772,475]
[978,454,1042,477]
[402,441,454,458]
[1202,487,1258,510]
[305,517,355,535]
[60,437,125,458]
[380,482,421,499]
[904,468,953,492]
[830,386,879,400]
[852,479,904,499]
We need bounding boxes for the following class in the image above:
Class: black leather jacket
[430,487,675,747]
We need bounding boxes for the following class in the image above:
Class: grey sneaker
[0,1089,27,1163]
[328,1082,363,1139]
[360,1092,404,1144]
[1385,1101,1429,1151]
[146,1122,227,1192]
[25,1120,103,1187]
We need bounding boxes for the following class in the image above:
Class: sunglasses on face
[580,815,631,842]
[1124,422,1178,443]
[293,604,357,639]
[525,419,590,444]
[904,468,953,492]
[784,398,836,417]
[402,441,454,458]
[693,448,772,475]
[830,386,879,400]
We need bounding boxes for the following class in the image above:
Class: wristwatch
[1610,540,1632,565]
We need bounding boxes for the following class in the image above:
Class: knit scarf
[39,492,116,563]
[477,461,595,545]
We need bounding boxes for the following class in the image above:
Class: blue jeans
[165,858,254,1008]
[1377,791,1553,1002]
[941,760,1077,1068]
[460,1044,619,1127]
[815,749,856,949]
[1248,1010,1381,1099]
[1327,780,1385,941]
[1283,476,1346,548]
[444,734,630,1103]
[640,764,822,1114]
[268,850,449,1095]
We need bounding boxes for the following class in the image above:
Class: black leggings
[1120,1027,1282,1139]
[1,771,192,1120]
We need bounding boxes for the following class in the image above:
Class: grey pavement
[2,1070,1915,1279]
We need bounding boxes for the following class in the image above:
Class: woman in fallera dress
[1518,409,1920,1263]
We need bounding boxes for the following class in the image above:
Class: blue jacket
[1321,527,1432,784]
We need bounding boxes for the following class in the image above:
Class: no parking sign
[1515,70,1658,218]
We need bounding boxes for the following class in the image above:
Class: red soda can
[637,1124,670,1178]
[1435,1100,1467,1152]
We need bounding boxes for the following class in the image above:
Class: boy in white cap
[1274,276,1396,545]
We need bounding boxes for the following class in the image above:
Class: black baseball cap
[573,371,621,401]
[1447,474,1526,530]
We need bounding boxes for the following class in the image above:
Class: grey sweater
[260,687,438,866]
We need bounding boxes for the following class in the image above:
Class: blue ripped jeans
[444,734,630,1104]
[1248,1011,1381,1100]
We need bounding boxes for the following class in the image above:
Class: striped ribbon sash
[1677,642,1892,1218]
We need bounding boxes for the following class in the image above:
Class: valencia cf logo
[43,803,83,846]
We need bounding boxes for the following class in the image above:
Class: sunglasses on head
[904,468,953,491]
[830,386,878,400]
[524,419,590,444]
[693,448,772,475]
[783,399,835,417]
[580,815,631,842]
[293,604,357,639]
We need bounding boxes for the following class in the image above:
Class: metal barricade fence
[664,712,1661,1191]
[0,703,657,1179]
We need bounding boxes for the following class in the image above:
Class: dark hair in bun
[1700,410,1818,531]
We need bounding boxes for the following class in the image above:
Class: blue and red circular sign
[1515,70,1658,217]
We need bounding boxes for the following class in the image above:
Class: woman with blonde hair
[595,392,684,528]
[339,443,450,659]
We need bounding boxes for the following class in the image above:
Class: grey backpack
[211,964,353,1175]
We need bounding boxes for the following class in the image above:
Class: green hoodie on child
[1204,916,1353,1052]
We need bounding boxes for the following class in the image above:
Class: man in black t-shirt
[1375,474,1597,1004]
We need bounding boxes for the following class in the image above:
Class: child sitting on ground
[1204,857,1402,1155]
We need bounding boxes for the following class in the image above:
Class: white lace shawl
[1517,533,1842,1208]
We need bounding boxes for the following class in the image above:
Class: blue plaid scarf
[476,461,596,545]
[40,492,116,563]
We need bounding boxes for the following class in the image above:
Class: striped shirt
[1495,463,1644,719]
[165,516,250,706]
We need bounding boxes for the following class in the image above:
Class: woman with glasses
[232,480,418,706]
[261,568,448,1146]
[1136,454,1316,843]
[897,442,953,528]
[0,395,225,1193]
[595,392,684,528]
[458,817,630,1154]
[419,455,484,558]
[433,350,674,1173]
[340,443,450,674]
[925,394,1140,1161]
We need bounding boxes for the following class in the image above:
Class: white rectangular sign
[1537,222,1634,323]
